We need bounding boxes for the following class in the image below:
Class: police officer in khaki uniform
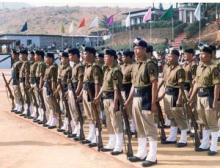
[35,50,47,124]
[182,49,197,91]
[160,49,189,147]
[210,45,220,141]
[96,52,105,68]
[96,52,107,127]
[68,48,84,140]
[29,51,40,119]
[182,48,197,134]
[42,53,59,129]
[19,49,31,118]
[124,38,158,167]
[11,50,23,113]
[55,52,72,134]
[121,49,136,134]
[95,49,124,155]
[79,47,103,146]
[189,46,220,155]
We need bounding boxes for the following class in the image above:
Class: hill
[0,6,131,35]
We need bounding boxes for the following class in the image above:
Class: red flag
[78,18,85,28]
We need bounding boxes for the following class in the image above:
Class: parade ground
[0,68,220,168]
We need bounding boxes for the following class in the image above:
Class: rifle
[69,82,85,142]
[118,91,133,158]
[2,73,15,110]
[156,101,167,143]
[22,78,31,117]
[46,80,63,129]
[58,79,72,134]
[29,84,39,113]
[156,80,166,143]
[180,86,201,151]
[87,87,103,151]
[36,78,47,123]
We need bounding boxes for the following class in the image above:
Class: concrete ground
[0,69,220,168]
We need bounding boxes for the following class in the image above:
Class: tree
[99,15,109,29]
[159,3,164,11]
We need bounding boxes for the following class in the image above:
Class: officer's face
[184,52,193,61]
[68,53,74,61]
[96,57,104,64]
[34,54,40,62]
[104,54,113,66]
[19,54,27,61]
[45,57,53,65]
[134,46,146,60]
[122,55,129,63]
[167,54,177,64]
[84,51,93,63]
[29,54,35,61]
[200,52,211,63]
[12,53,18,60]
[61,57,69,64]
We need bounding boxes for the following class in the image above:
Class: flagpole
[172,17,174,41]
[199,3,201,43]
[128,12,132,50]
[62,34,64,51]
[150,21,152,43]
[96,31,98,48]
[111,24,114,48]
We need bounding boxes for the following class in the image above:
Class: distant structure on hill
[0,34,104,53]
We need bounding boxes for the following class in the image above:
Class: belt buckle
[200,88,204,92]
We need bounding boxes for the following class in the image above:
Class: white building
[0,34,103,50]
[123,8,164,26]
[178,4,196,23]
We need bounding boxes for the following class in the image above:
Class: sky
[0,0,218,8]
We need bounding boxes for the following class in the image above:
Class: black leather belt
[19,77,25,83]
[198,87,214,97]
[134,85,152,97]
[165,86,179,96]
[83,81,95,90]
[121,83,132,91]
[183,82,190,91]
[102,91,114,99]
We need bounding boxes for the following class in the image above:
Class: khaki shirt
[132,59,158,87]
[182,61,197,83]
[43,64,58,82]
[58,64,72,84]
[164,63,185,88]
[121,63,133,84]
[102,64,123,92]
[71,61,84,83]
[11,60,23,85]
[83,63,103,85]
[195,62,220,87]
[30,62,38,78]
[19,60,30,79]
[36,61,47,78]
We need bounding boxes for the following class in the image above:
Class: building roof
[0,33,101,38]
[0,39,16,44]
[123,7,163,15]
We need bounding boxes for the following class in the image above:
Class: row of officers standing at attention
[7,37,220,167]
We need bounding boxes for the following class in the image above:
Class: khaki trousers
[13,85,23,105]
[132,97,157,141]
[19,82,31,105]
[68,89,79,124]
[82,90,96,123]
[103,99,123,134]
[121,91,132,119]
[197,96,218,132]
[43,87,58,119]
[163,94,188,130]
